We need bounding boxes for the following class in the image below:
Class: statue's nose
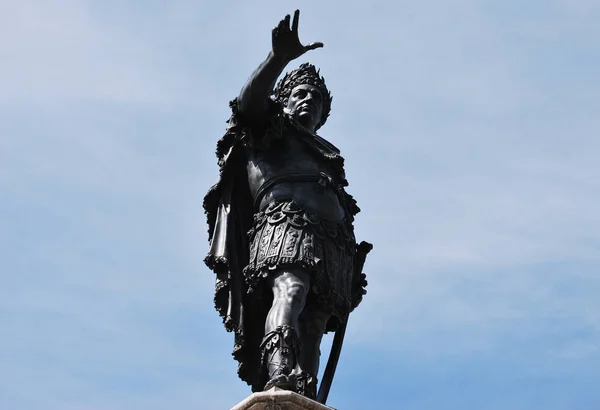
[304,94,317,105]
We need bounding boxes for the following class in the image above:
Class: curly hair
[273,63,332,130]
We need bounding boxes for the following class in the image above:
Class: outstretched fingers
[284,13,291,32]
[291,9,300,33]
[272,10,322,59]
[305,41,324,51]
[278,17,287,33]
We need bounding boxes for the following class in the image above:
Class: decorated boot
[295,371,318,399]
[260,325,301,392]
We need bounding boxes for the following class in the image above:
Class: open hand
[272,10,323,62]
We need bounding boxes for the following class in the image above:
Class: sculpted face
[285,84,323,132]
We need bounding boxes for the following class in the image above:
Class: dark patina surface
[204,10,371,404]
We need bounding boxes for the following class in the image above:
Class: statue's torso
[246,127,345,221]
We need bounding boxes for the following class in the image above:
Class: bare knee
[272,271,309,308]
[275,280,307,307]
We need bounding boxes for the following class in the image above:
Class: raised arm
[237,10,323,124]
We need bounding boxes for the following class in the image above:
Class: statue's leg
[292,308,330,399]
[265,266,310,333]
[261,266,310,392]
[298,309,330,377]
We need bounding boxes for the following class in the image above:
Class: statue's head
[274,63,332,132]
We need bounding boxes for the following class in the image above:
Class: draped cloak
[203,99,361,391]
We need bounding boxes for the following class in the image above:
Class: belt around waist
[254,172,336,211]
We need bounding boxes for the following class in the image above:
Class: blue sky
[1,1,599,409]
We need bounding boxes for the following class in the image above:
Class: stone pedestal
[231,387,337,410]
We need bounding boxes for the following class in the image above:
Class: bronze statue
[204,10,371,404]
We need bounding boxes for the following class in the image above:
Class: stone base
[231,387,337,410]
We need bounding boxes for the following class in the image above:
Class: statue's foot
[263,374,296,392]
[263,372,317,400]
[295,372,317,400]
